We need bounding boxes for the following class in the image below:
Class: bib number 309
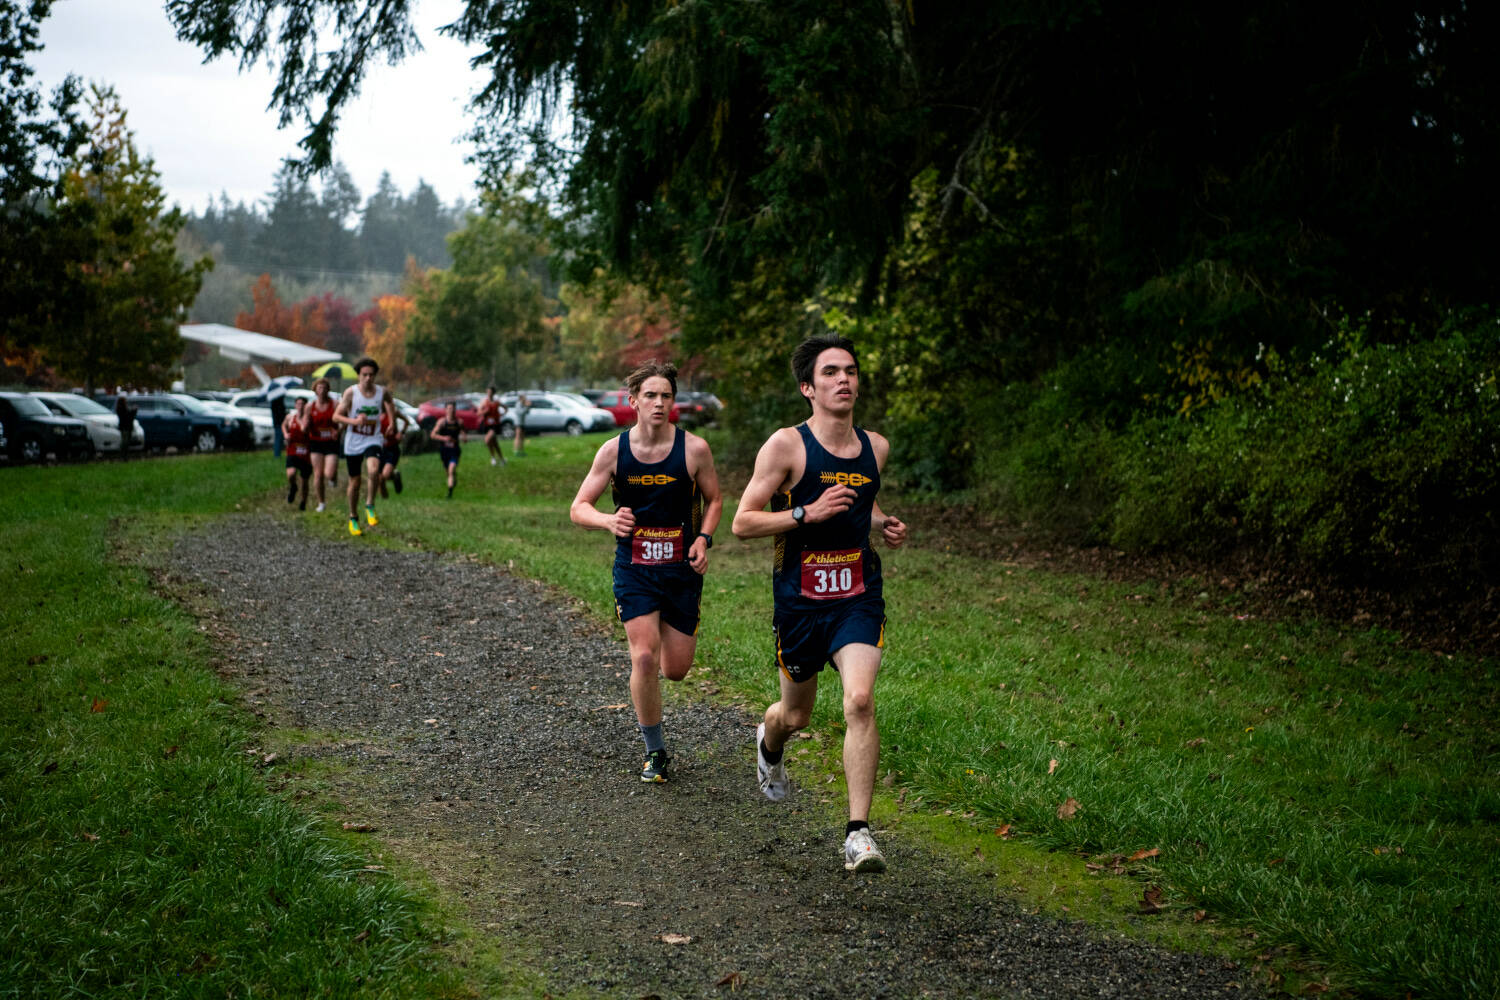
[632,527,684,565]
[800,548,865,599]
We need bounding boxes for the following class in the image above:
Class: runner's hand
[612,506,636,538]
[688,535,709,574]
[807,484,857,523]
[881,514,907,548]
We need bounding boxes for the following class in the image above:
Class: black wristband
[698,532,713,548]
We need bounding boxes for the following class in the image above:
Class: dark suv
[0,392,94,463]
[99,393,245,453]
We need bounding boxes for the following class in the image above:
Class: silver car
[498,390,615,436]
[32,391,145,453]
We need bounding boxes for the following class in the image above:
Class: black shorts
[613,560,704,636]
[772,595,886,683]
[285,455,312,475]
[481,421,500,434]
[308,438,339,456]
[380,444,400,468]
[439,445,461,467]
[345,445,383,477]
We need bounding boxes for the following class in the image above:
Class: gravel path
[168,514,1261,1000]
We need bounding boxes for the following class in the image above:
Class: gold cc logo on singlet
[628,474,678,486]
[819,471,872,488]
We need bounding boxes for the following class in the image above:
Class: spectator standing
[268,383,288,457]
[115,393,135,459]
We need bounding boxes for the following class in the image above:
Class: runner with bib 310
[731,333,907,874]
[570,360,723,785]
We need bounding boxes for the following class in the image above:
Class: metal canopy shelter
[179,323,342,387]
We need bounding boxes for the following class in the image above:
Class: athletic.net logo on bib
[632,526,685,565]
[800,548,865,599]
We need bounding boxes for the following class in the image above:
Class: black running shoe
[641,749,670,783]
[393,470,403,494]
[287,481,297,503]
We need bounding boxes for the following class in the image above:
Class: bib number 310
[800,548,865,599]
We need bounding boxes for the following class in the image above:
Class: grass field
[3,439,1497,998]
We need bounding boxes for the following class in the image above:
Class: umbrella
[311,361,359,380]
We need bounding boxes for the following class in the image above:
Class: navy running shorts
[380,444,400,468]
[772,595,886,683]
[438,445,461,467]
[613,560,704,636]
[308,439,339,455]
[345,445,383,477]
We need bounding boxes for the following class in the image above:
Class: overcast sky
[30,0,488,213]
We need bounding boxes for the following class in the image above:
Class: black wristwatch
[792,505,806,525]
[698,532,713,548]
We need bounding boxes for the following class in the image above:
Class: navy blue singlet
[611,428,702,567]
[772,424,882,613]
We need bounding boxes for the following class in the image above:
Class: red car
[416,395,484,432]
[592,388,679,427]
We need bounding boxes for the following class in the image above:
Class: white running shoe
[756,723,790,801]
[843,828,887,873]
[315,502,326,513]
[490,457,498,466]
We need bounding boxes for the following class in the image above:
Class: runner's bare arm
[570,438,632,537]
[732,428,853,538]
[871,501,908,548]
[333,388,354,425]
[686,435,724,573]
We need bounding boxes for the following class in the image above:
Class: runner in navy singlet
[570,360,723,784]
[731,334,908,873]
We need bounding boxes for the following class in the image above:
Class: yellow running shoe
[348,518,362,537]
[365,506,378,526]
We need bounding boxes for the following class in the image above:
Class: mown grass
[4,439,1497,999]
[0,457,480,998]
[357,431,1498,999]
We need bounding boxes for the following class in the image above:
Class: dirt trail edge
[168,514,1260,1000]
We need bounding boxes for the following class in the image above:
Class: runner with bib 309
[570,360,723,784]
[731,333,907,874]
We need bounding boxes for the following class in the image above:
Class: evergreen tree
[32,84,211,393]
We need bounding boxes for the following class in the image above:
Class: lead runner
[731,333,907,873]
[570,360,723,783]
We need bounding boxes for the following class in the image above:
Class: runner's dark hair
[626,359,678,396]
[354,356,379,375]
[792,334,857,400]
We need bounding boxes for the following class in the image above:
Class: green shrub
[985,314,1500,589]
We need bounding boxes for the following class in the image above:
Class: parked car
[32,391,145,454]
[98,393,241,453]
[171,394,258,448]
[0,392,94,462]
[497,391,616,436]
[591,388,680,427]
[416,395,483,432]
[675,390,723,429]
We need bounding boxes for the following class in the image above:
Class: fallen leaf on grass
[353,929,370,943]
[659,933,692,945]
[27,654,48,665]
[1193,909,1207,922]
[1184,737,1205,749]
[163,746,178,759]
[1301,983,1329,995]
[89,698,107,713]
[716,971,743,989]
[260,752,279,766]
[342,822,376,832]
[1128,847,1161,862]
[80,831,99,842]
[594,703,629,711]
[1057,797,1079,820]
[1047,758,1059,775]
[1140,885,1165,914]
[994,823,1012,839]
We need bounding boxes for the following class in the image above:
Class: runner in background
[334,357,397,537]
[476,386,507,467]
[306,377,341,512]
[282,396,312,510]
[430,401,465,499]
[378,403,411,499]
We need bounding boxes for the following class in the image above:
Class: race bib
[631,526,685,565]
[800,548,865,599]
